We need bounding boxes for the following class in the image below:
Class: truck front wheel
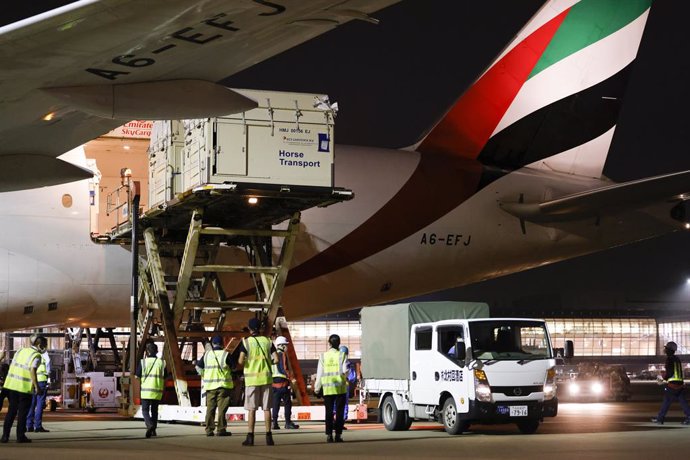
[381,396,408,431]
[442,397,469,435]
[403,411,413,430]
[516,419,540,434]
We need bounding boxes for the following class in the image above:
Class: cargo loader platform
[106,181,351,243]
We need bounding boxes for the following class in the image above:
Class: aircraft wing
[0,0,398,191]
[499,170,690,223]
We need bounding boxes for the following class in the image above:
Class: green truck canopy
[360,302,489,379]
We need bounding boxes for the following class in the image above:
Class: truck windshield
[469,320,552,361]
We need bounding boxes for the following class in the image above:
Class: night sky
[225,1,545,149]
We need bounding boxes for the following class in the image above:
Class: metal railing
[106,168,134,236]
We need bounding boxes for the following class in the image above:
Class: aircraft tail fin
[417,0,653,179]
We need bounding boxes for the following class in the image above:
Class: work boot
[17,437,32,443]
[35,427,50,433]
[266,432,275,446]
[206,431,215,437]
[326,434,334,443]
[216,431,231,437]
[272,422,280,430]
[285,421,299,429]
[145,427,153,438]
[341,425,348,430]
[335,434,344,443]
[0,436,8,444]
[242,433,254,446]
[651,417,664,424]
[152,429,157,437]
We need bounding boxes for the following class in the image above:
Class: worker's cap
[248,317,261,331]
[665,341,678,352]
[275,336,289,346]
[211,336,223,346]
[339,345,349,355]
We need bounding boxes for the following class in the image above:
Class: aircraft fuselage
[0,144,671,329]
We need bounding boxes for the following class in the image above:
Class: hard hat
[275,336,289,346]
[665,341,678,352]
[211,336,223,346]
[248,317,261,331]
[339,345,349,355]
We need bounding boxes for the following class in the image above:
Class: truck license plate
[509,406,528,417]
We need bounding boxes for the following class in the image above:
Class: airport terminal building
[3,314,688,361]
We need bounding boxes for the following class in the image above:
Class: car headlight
[591,382,604,394]
[569,382,580,395]
[544,367,557,400]
[474,369,492,402]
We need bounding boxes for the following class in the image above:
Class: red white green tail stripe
[419,0,653,179]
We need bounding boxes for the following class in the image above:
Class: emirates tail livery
[1,0,686,330]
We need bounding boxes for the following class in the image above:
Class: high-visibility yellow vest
[4,347,40,394]
[669,359,684,384]
[272,352,288,380]
[321,348,347,396]
[140,357,165,400]
[37,355,48,383]
[203,349,233,391]
[243,336,272,387]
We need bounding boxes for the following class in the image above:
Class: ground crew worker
[314,334,348,443]
[194,335,234,437]
[271,336,299,430]
[237,317,278,446]
[1,335,45,444]
[0,363,9,412]
[0,350,8,412]
[136,342,165,438]
[652,341,690,424]
[26,346,51,433]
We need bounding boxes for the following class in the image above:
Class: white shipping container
[148,120,184,208]
[148,89,336,209]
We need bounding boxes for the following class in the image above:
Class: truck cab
[377,318,558,434]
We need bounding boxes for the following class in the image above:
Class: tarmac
[0,382,689,460]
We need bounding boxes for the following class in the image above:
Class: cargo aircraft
[1,0,688,330]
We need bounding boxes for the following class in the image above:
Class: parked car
[635,369,659,381]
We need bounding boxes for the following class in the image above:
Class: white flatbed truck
[360,302,558,434]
